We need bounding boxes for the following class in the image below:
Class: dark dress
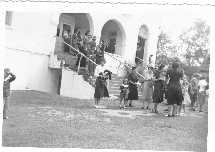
[153,70,165,103]
[166,69,183,105]
[94,76,109,99]
[127,72,138,100]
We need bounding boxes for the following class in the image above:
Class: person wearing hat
[3,68,16,119]
[127,66,139,107]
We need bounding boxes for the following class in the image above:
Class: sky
[158,6,212,42]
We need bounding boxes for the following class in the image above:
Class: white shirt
[198,79,208,92]
[94,65,106,77]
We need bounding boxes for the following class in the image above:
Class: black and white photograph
[1,0,214,152]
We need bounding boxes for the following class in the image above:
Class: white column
[48,12,61,54]
[90,15,104,44]
[144,27,159,67]
[122,24,139,66]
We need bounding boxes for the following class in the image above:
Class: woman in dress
[94,72,109,108]
[152,64,166,113]
[166,62,184,117]
[141,66,154,111]
[127,67,139,107]
[179,76,191,115]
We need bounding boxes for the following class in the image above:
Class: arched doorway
[53,13,93,94]
[100,19,125,55]
[54,13,93,53]
[135,25,149,64]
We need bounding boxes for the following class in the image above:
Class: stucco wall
[4,12,59,93]
[4,48,60,93]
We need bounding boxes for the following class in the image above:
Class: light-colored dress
[141,69,153,103]
[182,86,191,105]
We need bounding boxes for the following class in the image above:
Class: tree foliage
[156,31,178,65]
[179,19,210,66]
[155,20,210,78]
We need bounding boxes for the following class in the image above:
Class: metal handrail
[63,41,99,66]
[62,41,146,80]
[104,52,146,80]
[135,56,144,63]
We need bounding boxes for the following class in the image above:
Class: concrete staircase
[108,74,122,97]
[108,74,143,98]
[49,51,143,100]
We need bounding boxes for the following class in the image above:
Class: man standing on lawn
[3,68,16,120]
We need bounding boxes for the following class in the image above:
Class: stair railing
[104,52,126,75]
[104,52,146,80]
[62,41,146,80]
[62,41,98,74]
[135,56,145,63]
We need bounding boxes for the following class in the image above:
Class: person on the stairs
[88,36,97,77]
[127,66,139,107]
[71,28,81,55]
[62,30,71,54]
[95,40,105,65]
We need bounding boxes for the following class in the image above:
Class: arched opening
[135,25,149,64]
[100,19,126,55]
[53,13,94,94]
[54,13,93,53]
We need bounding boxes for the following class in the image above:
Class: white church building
[4,11,161,99]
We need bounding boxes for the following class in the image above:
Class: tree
[156,31,178,65]
[179,19,210,66]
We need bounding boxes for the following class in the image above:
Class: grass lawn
[2,90,207,151]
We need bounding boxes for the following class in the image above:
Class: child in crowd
[179,77,191,115]
[188,76,199,111]
[119,78,129,109]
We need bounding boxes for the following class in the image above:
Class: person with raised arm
[3,68,16,120]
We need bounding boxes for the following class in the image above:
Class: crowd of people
[62,28,107,78]
[3,30,209,120]
[93,58,209,117]
[62,29,209,116]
